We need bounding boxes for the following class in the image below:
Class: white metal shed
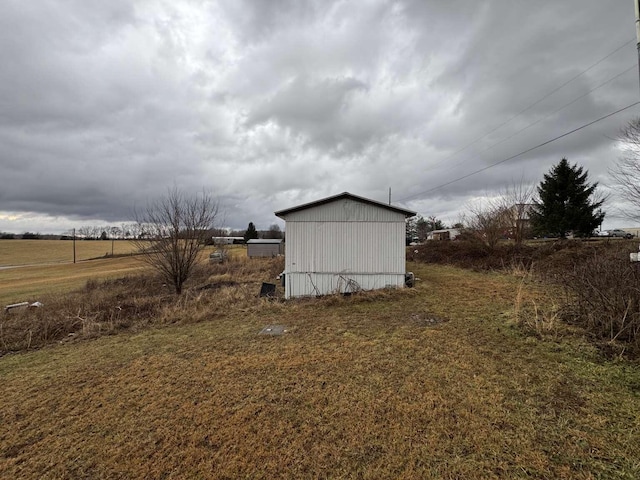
[247,239,284,257]
[275,192,415,299]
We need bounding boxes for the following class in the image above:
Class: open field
[0,239,140,266]
[0,244,246,305]
[1,261,639,479]
[0,257,147,306]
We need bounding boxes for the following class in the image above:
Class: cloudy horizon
[1,0,639,235]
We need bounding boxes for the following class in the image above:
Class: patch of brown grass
[1,263,639,478]
[0,256,285,354]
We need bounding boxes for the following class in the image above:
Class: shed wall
[247,243,283,257]
[285,221,405,274]
[279,196,409,298]
[285,273,405,298]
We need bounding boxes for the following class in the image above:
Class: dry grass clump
[414,240,640,356]
[0,256,285,354]
[208,254,284,282]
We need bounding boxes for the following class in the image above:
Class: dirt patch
[408,313,448,327]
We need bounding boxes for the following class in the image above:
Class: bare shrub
[611,118,640,222]
[556,245,640,349]
[464,200,511,249]
[412,240,535,271]
[132,187,221,294]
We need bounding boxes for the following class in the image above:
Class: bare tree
[77,226,92,239]
[132,187,220,294]
[464,198,511,249]
[263,224,283,239]
[611,118,640,222]
[502,180,535,246]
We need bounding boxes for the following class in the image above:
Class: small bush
[556,244,640,351]
[411,240,536,271]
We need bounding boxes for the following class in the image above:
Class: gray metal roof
[274,192,416,218]
[247,239,283,244]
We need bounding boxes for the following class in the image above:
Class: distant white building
[275,192,415,299]
[211,236,245,245]
[427,228,460,241]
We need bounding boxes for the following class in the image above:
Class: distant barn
[275,192,415,299]
[247,239,284,258]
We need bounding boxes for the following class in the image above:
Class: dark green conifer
[530,158,604,238]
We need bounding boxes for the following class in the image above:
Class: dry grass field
[0,243,244,305]
[0,257,146,306]
[1,258,639,479]
[0,239,140,266]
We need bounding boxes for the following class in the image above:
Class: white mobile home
[275,192,416,299]
[426,229,460,241]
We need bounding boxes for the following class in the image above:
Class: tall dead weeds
[415,239,640,356]
[0,256,285,354]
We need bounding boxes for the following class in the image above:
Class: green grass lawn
[1,263,639,479]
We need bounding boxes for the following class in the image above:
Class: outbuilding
[247,239,284,258]
[275,192,416,299]
[427,228,460,241]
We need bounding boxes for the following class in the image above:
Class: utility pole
[72,228,76,264]
[388,187,391,205]
[635,0,640,93]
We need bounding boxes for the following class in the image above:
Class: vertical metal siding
[281,197,409,299]
[248,243,282,257]
[285,221,404,273]
[285,273,405,298]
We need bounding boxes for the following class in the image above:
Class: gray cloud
[0,0,638,234]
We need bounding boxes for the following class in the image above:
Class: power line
[438,64,637,177]
[399,101,640,202]
[428,37,635,170]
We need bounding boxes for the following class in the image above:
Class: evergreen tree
[244,222,259,242]
[530,158,604,238]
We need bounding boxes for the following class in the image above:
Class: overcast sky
[1,0,639,234]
